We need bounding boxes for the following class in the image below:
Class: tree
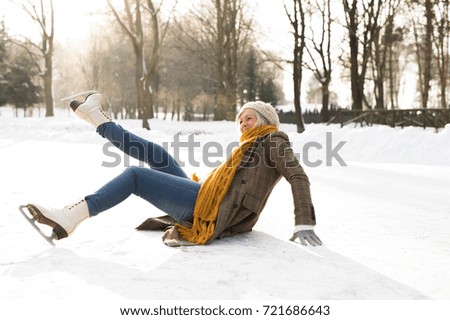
[4,48,42,116]
[213,0,252,120]
[342,0,383,110]
[157,14,210,119]
[13,0,55,116]
[409,0,434,109]
[0,21,8,107]
[192,92,214,120]
[285,0,307,133]
[238,47,284,106]
[433,0,449,109]
[242,49,257,102]
[370,0,402,110]
[385,25,406,109]
[82,26,138,119]
[107,0,173,129]
[303,0,337,121]
[78,31,103,91]
[168,0,252,120]
[100,25,137,119]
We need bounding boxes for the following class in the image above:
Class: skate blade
[60,90,99,103]
[19,205,56,246]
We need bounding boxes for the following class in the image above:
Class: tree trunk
[287,0,306,133]
[43,52,54,116]
[304,0,333,122]
[346,1,363,111]
[213,0,242,120]
[421,0,433,109]
[321,81,330,122]
[108,0,169,130]
[214,0,226,120]
[434,0,449,109]
[19,0,55,117]
[293,49,305,133]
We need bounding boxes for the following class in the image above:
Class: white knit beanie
[236,101,280,127]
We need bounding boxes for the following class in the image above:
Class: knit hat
[236,101,280,127]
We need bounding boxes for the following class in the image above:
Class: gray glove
[290,230,323,246]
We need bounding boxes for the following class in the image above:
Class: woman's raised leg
[65,91,188,178]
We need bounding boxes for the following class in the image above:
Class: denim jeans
[84,122,201,222]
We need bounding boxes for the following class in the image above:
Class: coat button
[233,203,239,208]
[241,180,246,184]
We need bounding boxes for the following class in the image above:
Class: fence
[327,108,450,130]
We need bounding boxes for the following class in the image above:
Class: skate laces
[64,199,85,210]
[83,94,112,121]
[100,109,112,121]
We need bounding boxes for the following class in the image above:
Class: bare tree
[409,0,434,109]
[0,21,8,107]
[12,0,55,116]
[107,0,174,129]
[284,0,307,133]
[342,0,383,110]
[433,0,449,109]
[169,0,252,120]
[303,0,337,122]
[157,12,211,119]
[78,31,103,90]
[192,92,214,120]
[214,0,251,120]
[370,0,402,109]
[385,23,405,109]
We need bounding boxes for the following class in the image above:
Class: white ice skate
[19,200,90,245]
[61,90,99,104]
[62,90,111,127]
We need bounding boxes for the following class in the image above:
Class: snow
[1,107,450,316]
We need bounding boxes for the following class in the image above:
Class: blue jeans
[84,122,201,222]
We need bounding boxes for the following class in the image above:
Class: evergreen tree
[258,78,279,106]
[238,47,284,106]
[4,50,41,116]
[0,21,8,107]
[243,49,257,102]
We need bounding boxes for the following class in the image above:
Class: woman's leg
[85,166,200,222]
[89,123,199,221]
[24,93,197,241]
[97,122,188,178]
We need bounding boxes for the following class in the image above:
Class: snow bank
[1,108,448,167]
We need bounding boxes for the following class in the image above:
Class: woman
[23,92,322,247]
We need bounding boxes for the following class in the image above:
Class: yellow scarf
[177,125,278,244]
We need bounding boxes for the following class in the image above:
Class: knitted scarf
[177,125,278,244]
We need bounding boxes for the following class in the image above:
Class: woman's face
[238,109,257,133]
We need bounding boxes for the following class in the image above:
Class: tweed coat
[136,131,316,246]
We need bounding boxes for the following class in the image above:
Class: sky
[0,0,291,49]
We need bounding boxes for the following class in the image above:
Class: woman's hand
[290,225,322,246]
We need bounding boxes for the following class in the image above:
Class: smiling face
[238,109,258,133]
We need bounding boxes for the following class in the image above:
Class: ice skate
[19,205,56,246]
[62,90,111,128]
[19,200,90,245]
[61,90,99,105]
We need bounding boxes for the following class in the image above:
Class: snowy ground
[1,107,450,316]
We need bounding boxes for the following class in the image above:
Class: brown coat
[136,131,316,246]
